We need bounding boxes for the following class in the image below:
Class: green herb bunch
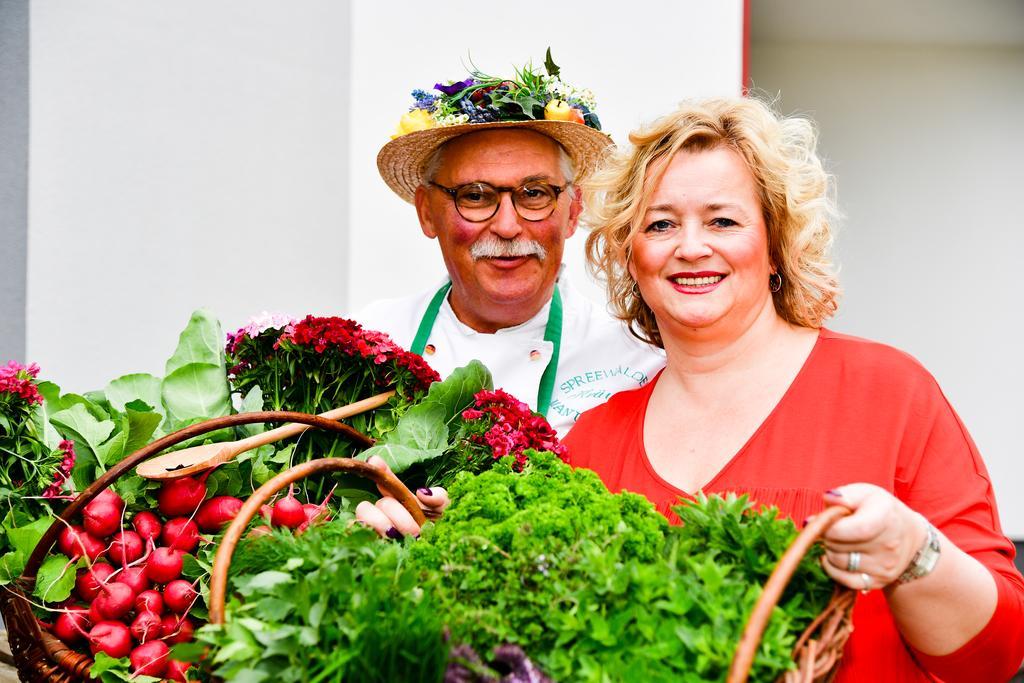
[413,453,836,682]
[189,521,448,683]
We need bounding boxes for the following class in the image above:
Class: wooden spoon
[135,391,395,480]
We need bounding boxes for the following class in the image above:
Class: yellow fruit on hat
[391,109,436,139]
[544,100,572,122]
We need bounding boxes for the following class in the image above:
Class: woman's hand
[354,455,450,539]
[819,483,928,592]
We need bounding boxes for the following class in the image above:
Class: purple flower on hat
[434,79,475,96]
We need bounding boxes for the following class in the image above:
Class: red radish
[165,659,191,682]
[53,608,90,644]
[88,600,104,625]
[195,495,243,532]
[146,546,183,583]
[160,615,195,644]
[163,579,197,614]
[76,562,115,602]
[90,488,125,510]
[271,485,305,529]
[116,564,149,594]
[93,582,135,620]
[260,504,273,522]
[162,518,200,552]
[82,500,122,538]
[88,620,132,658]
[130,639,170,677]
[130,610,163,643]
[134,589,164,615]
[158,476,206,517]
[132,511,162,541]
[58,525,105,560]
[107,530,143,566]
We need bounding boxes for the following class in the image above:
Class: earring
[769,272,783,293]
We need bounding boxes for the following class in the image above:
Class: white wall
[751,42,1024,535]
[347,0,744,312]
[27,1,351,391]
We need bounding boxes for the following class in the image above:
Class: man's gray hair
[421,139,576,187]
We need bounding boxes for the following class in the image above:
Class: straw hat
[376,52,612,204]
[378,120,610,204]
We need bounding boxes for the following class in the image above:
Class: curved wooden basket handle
[207,457,425,624]
[21,411,374,588]
[727,505,853,683]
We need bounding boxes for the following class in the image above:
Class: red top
[563,329,1024,682]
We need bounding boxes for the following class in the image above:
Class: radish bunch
[48,478,245,680]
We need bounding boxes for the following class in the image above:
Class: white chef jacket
[356,271,665,437]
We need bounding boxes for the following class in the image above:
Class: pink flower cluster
[0,360,43,405]
[226,312,297,356]
[282,316,440,393]
[461,389,568,469]
[42,440,76,499]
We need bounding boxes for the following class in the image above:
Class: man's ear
[415,185,438,239]
[564,186,583,239]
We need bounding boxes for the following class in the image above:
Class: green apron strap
[410,281,562,417]
[411,282,451,356]
[536,285,563,416]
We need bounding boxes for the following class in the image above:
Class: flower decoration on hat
[391,48,602,139]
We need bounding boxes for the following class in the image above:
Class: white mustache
[470,239,547,261]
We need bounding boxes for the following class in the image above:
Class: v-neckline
[636,328,826,497]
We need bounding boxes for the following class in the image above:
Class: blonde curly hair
[584,97,841,347]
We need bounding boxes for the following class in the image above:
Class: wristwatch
[897,521,941,584]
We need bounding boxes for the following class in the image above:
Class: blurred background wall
[749,0,1024,539]
[1,0,1021,536]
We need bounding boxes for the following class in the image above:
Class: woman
[564,97,1024,681]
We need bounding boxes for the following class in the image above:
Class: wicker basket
[3,410,855,682]
[0,411,377,682]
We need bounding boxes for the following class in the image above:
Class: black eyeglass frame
[429,180,569,223]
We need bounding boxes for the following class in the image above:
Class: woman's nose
[673,225,713,261]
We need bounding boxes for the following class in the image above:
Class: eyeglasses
[429,180,568,223]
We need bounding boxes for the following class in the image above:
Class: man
[360,59,664,437]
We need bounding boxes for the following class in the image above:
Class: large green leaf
[95,428,129,467]
[238,386,266,437]
[390,404,448,451]
[357,443,445,475]
[34,554,81,602]
[6,516,53,557]
[162,362,231,424]
[34,381,65,449]
[165,309,225,375]
[106,373,163,415]
[411,360,491,428]
[123,408,162,455]
[50,403,116,460]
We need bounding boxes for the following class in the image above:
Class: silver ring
[846,551,861,572]
[860,572,872,593]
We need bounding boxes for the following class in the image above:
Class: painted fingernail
[825,489,842,497]
[417,488,433,497]
[385,527,404,540]
[802,517,810,526]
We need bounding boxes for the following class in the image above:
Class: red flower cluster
[281,316,440,394]
[41,440,76,499]
[0,360,43,405]
[460,389,568,469]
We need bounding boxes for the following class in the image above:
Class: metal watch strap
[897,522,941,584]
